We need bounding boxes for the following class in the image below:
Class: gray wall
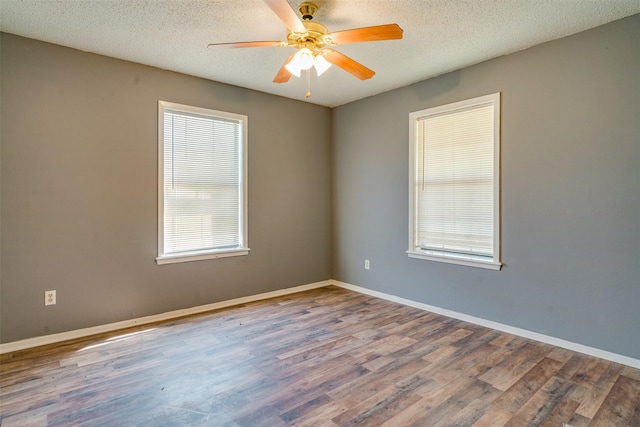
[2,14,639,359]
[0,33,332,343]
[332,14,640,359]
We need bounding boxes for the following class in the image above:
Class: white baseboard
[3,279,639,370]
[331,280,640,370]
[0,280,331,354]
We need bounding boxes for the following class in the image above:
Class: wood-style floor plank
[1,286,639,426]
[590,374,640,426]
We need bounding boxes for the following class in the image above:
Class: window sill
[156,248,250,265]
[407,250,502,271]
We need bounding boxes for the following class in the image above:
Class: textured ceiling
[1,0,639,107]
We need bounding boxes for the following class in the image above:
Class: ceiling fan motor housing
[287,21,330,50]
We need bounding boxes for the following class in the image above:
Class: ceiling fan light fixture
[313,54,332,76]
[285,61,302,77]
[285,47,317,77]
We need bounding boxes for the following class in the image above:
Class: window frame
[407,93,501,270]
[156,100,249,265]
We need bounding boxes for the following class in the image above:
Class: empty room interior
[1,1,639,425]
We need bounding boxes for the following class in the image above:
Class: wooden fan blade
[321,49,375,80]
[263,0,306,33]
[273,54,295,83]
[207,41,284,49]
[328,24,403,45]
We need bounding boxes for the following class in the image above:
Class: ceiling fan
[207,0,403,91]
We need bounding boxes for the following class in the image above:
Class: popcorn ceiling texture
[1,0,638,107]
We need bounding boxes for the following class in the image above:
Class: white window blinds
[409,93,501,269]
[158,102,248,263]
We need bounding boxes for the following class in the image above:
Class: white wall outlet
[364,259,370,270]
[45,290,56,306]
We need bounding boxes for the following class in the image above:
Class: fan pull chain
[306,69,311,98]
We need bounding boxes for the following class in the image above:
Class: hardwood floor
[1,286,639,426]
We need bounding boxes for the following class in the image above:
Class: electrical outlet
[45,290,56,306]
[364,260,370,270]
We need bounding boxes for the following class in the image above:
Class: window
[408,93,501,270]
[157,101,248,265]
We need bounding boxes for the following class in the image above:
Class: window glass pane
[416,104,494,255]
[159,103,246,258]
[410,94,499,266]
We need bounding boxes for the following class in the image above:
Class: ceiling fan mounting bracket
[298,2,318,21]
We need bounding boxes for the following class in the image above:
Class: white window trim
[407,93,501,271]
[156,101,249,265]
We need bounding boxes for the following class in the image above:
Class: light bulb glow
[296,48,314,70]
[285,48,315,78]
